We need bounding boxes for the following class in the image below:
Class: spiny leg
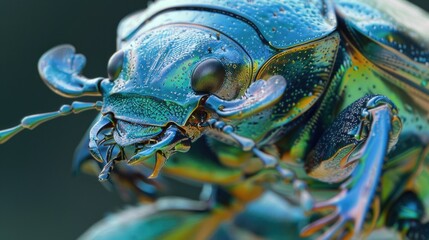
[202,118,314,211]
[301,95,402,239]
[0,101,103,144]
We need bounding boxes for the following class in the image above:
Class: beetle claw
[148,152,167,179]
[88,114,114,163]
[301,188,373,239]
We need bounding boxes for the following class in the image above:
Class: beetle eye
[191,58,225,94]
[107,50,124,81]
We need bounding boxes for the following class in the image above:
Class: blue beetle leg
[255,150,314,210]
[225,123,277,166]
[207,119,314,210]
[212,120,282,167]
[207,119,278,168]
[293,179,314,212]
[221,125,255,151]
[0,101,102,144]
[88,113,114,163]
[252,148,277,167]
[199,184,214,202]
[302,96,400,239]
[204,119,256,152]
[274,165,314,211]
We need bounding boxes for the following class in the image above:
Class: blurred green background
[0,0,428,239]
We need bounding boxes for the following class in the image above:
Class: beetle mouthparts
[92,119,192,182]
[113,120,164,147]
[126,125,191,178]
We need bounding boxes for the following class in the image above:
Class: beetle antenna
[0,101,103,144]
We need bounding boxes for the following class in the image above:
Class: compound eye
[191,58,225,94]
[107,50,124,81]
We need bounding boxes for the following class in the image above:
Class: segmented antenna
[0,101,103,144]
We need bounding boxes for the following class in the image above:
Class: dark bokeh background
[0,1,428,239]
[0,1,148,239]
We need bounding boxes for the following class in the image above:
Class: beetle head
[10,24,284,180]
[100,25,252,142]
[73,25,253,178]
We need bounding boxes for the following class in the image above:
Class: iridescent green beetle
[1,0,429,239]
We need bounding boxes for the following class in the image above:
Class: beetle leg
[0,101,103,144]
[302,95,402,239]
[204,118,314,211]
[203,119,274,164]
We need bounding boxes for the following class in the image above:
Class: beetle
[1,0,429,239]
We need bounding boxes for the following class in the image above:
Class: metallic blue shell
[117,0,337,50]
[335,0,429,64]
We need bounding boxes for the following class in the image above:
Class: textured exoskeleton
[1,0,429,239]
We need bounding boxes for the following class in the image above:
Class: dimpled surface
[119,10,272,74]
[258,34,340,130]
[103,94,193,126]
[102,25,252,126]
[113,120,163,146]
[117,0,337,50]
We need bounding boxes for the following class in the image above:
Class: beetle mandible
[1,0,429,239]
